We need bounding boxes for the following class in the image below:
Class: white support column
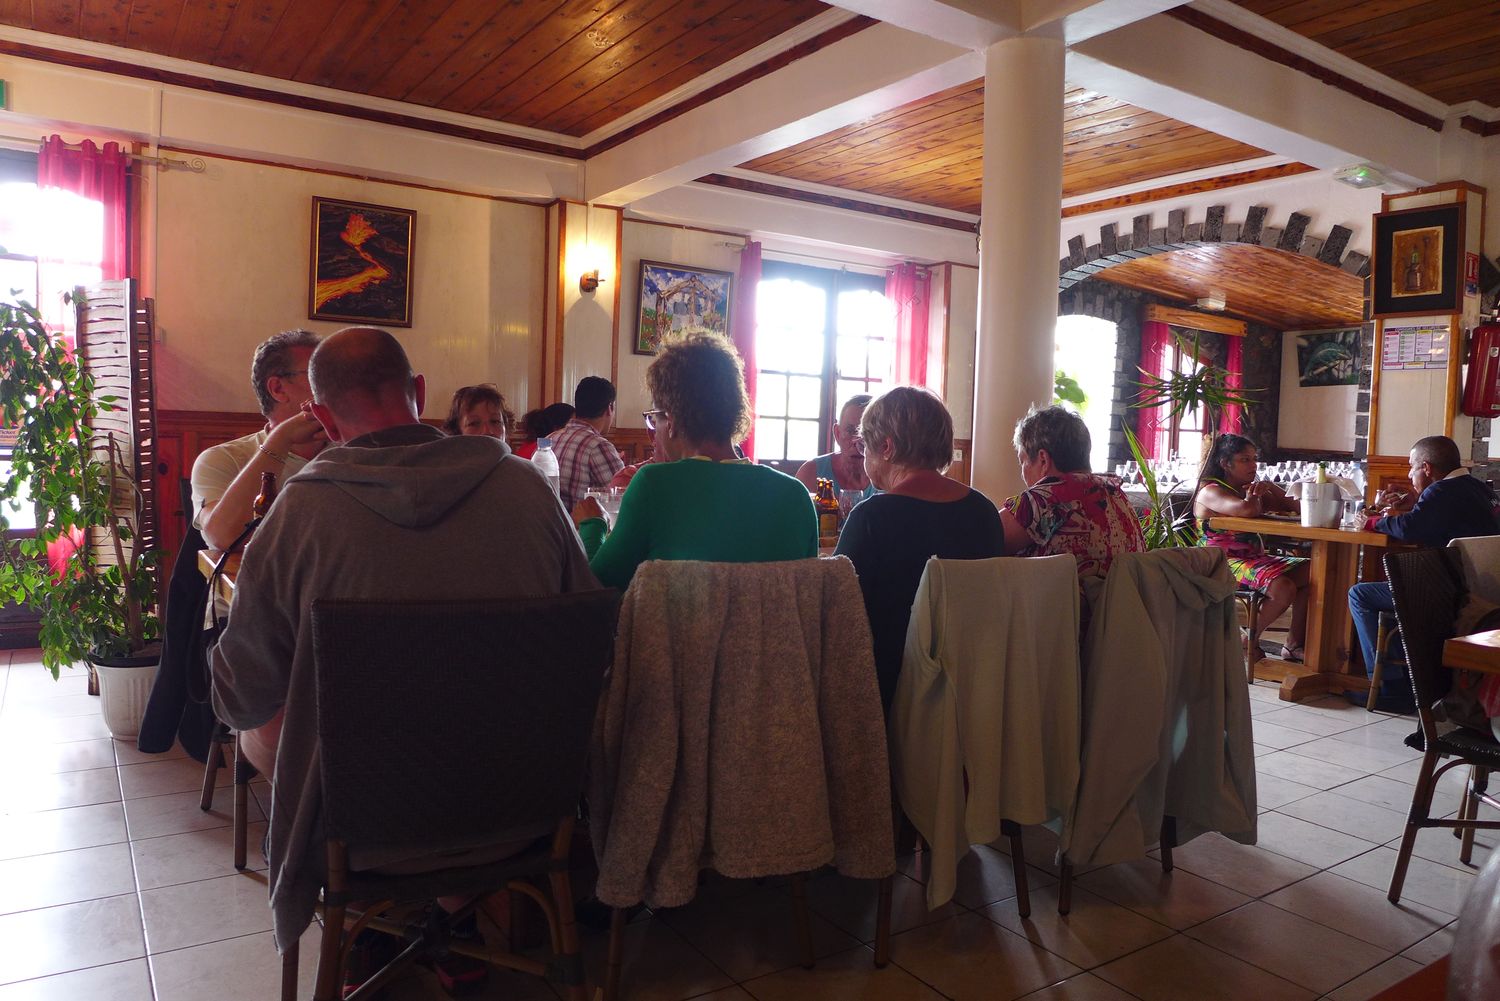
[971,33,1066,502]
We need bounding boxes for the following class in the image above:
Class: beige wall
[152,154,545,419]
[1278,329,1358,452]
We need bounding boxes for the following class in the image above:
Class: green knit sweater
[580,458,819,590]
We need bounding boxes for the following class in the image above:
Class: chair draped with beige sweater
[588,557,895,1000]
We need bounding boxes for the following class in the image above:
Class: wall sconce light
[580,269,604,294]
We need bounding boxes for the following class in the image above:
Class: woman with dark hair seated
[1000,405,1143,579]
[1193,432,1309,660]
[573,333,817,590]
[442,383,514,440]
[834,386,1006,709]
[513,402,575,459]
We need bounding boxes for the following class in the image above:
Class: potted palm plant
[0,291,160,737]
[1128,328,1260,549]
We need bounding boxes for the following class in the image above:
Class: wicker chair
[1384,549,1500,904]
[288,590,618,1001]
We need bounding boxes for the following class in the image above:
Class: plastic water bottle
[532,437,561,497]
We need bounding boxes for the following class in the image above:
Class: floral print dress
[1005,472,1145,578]
[1197,519,1307,592]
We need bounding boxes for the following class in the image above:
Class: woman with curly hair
[573,332,817,589]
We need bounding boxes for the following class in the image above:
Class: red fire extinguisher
[1462,317,1500,417]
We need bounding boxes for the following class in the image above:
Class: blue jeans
[1348,581,1407,701]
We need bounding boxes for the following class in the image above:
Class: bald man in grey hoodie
[211,326,596,955]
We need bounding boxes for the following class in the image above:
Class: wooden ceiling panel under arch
[1092,243,1365,330]
[0,0,832,137]
[738,83,1273,213]
[1231,0,1500,107]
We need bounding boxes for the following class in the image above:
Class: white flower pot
[91,653,160,741]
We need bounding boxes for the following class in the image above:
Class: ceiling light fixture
[1334,163,1390,189]
[1196,292,1227,312]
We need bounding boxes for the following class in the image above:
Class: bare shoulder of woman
[1194,481,1238,514]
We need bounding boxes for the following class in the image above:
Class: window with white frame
[753,260,892,466]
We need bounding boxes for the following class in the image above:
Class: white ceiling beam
[583,22,980,205]
[823,1,1021,49]
[1066,13,1442,187]
[1022,0,1191,43]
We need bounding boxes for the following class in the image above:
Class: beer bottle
[252,471,277,519]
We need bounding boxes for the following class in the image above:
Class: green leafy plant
[1054,370,1087,410]
[0,292,159,678]
[1132,330,1259,449]
[1122,424,1197,550]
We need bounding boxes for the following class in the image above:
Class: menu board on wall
[1381,323,1450,370]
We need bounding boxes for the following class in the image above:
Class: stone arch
[1058,205,1370,292]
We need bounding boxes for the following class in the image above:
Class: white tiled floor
[0,647,1490,1000]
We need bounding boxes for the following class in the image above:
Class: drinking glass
[838,489,862,522]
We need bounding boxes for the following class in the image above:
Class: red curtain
[731,241,761,460]
[887,262,930,387]
[1221,334,1245,435]
[1135,320,1172,460]
[37,135,129,281]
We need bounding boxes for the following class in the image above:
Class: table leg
[1251,540,1371,703]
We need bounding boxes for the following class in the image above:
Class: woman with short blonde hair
[834,386,1005,710]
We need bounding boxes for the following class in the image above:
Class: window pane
[836,335,869,378]
[755,417,786,461]
[788,375,821,419]
[836,379,869,408]
[757,373,787,417]
[836,288,893,339]
[868,337,893,385]
[786,419,820,462]
[0,257,38,301]
[757,278,825,374]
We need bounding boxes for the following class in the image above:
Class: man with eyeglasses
[191,329,328,550]
[795,394,876,501]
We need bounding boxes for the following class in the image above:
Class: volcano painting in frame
[308,197,415,327]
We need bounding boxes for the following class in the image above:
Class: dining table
[1207,515,1396,703]
[197,549,240,605]
[1443,630,1500,675]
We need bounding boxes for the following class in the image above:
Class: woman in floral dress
[1002,406,1144,581]
[1193,433,1310,660]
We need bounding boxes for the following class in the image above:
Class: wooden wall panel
[0,0,833,137]
[740,84,1271,213]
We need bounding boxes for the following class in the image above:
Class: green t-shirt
[581,458,819,590]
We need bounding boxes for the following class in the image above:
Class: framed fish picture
[308,197,415,327]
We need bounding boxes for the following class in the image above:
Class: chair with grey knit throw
[288,590,618,1001]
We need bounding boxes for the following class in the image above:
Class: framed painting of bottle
[1372,202,1464,319]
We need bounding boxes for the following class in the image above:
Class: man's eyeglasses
[643,409,666,432]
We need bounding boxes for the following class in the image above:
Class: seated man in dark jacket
[1349,435,1500,711]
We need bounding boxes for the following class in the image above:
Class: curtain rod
[0,135,205,173]
[724,241,909,274]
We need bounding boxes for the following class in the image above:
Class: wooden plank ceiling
[1232,0,1500,106]
[5,0,831,137]
[739,83,1271,214]
[1095,244,1365,329]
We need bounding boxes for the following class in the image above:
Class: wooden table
[1208,516,1393,703]
[197,549,239,605]
[1444,630,1500,675]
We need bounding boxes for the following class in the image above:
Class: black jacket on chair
[137,527,220,761]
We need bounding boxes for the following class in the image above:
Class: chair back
[1384,547,1465,741]
[1450,535,1500,605]
[311,590,618,857]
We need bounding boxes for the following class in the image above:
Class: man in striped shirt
[551,376,625,510]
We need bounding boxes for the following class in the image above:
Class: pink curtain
[887,262,930,386]
[731,241,761,460]
[1135,320,1172,460]
[1221,334,1244,435]
[38,136,129,281]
